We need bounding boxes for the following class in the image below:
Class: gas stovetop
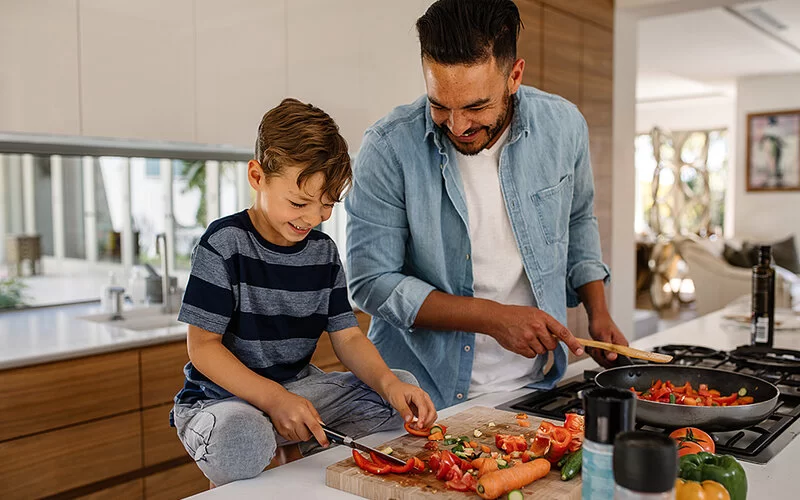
[496,344,800,464]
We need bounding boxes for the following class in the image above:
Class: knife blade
[320,424,407,466]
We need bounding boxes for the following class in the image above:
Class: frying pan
[594,365,780,431]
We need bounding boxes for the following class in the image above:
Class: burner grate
[497,344,800,464]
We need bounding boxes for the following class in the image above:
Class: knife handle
[320,424,348,445]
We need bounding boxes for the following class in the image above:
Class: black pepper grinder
[582,387,637,500]
[613,431,678,499]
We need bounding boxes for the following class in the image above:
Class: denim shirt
[345,85,610,409]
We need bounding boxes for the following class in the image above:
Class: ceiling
[636,0,800,103]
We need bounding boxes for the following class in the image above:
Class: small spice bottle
[613,431,678,499]
[581,387,636,500]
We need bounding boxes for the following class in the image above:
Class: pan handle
[613,354,634,367]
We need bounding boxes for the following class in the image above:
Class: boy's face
[423,56,524,155]
[247,162,335,246]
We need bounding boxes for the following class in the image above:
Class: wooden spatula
[578,338,673,363]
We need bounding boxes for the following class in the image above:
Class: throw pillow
[723,242,756,268]
[767,235,800,274]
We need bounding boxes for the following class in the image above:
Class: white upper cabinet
[286,0,427,152]
[194,0,287,148]
[0,0,81,135]
[78,0,195,142]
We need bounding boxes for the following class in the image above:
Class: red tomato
[669,427,715,454]
[676,440,705,457]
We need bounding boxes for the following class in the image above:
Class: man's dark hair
[416,0,522,71]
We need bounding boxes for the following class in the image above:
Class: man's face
[423,56,524,155]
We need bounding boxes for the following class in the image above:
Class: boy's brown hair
[255,98,351,202]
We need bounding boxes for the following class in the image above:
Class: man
[345,0,628,409]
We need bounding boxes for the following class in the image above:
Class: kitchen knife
[320,424,407,466]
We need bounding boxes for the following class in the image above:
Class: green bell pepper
[678,452,747,500]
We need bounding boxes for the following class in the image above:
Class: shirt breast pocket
[531,174,573,245]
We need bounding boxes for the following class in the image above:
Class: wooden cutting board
[326,406,581,499]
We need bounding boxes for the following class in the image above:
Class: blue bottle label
[582,440,614,500]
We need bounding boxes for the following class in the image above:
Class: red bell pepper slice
[369,451,415,474]
[530,434,551,457]
[545,426,572,463]
[404,421,431,437]
[411,456,426,473]
[564,413,585,434]
[352,449,392,475]
[495,433,528,453]
[713,392,739,405]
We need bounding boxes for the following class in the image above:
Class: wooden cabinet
[141,341,188,408]
[0,349,140,441]
[0,343,201,499]
[144,462,209,500]
[0,412,142,499]
[143,404,186,467]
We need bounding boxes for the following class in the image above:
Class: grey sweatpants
[172,365,417,486]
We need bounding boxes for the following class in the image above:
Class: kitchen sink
[78,306,183,331]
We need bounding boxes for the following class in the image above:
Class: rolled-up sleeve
[345,130,436,331]
[565,114,610,307]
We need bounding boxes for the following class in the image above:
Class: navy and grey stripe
[175,210,358,405]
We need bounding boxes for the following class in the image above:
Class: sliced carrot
[476,458,551,499]
[469,441,479,449]
[517,419,531,427]
[481,445,491,454]
[428,431,444,441]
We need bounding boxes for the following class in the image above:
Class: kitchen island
[188,309,800,499]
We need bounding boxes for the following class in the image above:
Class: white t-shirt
[454,127,541,399]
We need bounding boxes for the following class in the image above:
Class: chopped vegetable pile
[631,380,754,406]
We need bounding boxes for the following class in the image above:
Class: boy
[171,98,437,486]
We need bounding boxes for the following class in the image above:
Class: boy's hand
[382,379,438,430]
[263,391,329,447]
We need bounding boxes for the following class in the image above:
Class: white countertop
[0,303,186,370]
[188,309,800,499]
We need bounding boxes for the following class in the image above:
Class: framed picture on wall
[746,109,800,191]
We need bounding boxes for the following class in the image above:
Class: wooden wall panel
[517,0,542,88]
[542,7,582,106]
[0,412,142,499]
[540,0,614,29]
[140,341,188,408]
[0,350,140,441]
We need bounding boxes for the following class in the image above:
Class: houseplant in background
[0,277,28,309]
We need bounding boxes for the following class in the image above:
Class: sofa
[675,235,799,316]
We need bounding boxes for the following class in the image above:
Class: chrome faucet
[155,233,174,314]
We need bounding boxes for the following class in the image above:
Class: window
[635,128,728,237]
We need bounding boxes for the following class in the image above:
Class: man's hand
[490,305,585,358]
[381,379,438,430]
[587,313,629,368]
[261,390,329,447]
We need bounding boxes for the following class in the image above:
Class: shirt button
[456,393,464,400]
[464,345,471,352]
[466,254,470,260]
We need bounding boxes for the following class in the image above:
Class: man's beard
[443,91,512,156]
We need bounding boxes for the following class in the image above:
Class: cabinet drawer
[0,349,140,441]
[144,462,208,500]
[77,479,144,500]
[0,412,142,499]
[143,404,186,466]
[141,341,188,407]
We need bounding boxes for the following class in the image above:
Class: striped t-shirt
[174,209,358,404]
